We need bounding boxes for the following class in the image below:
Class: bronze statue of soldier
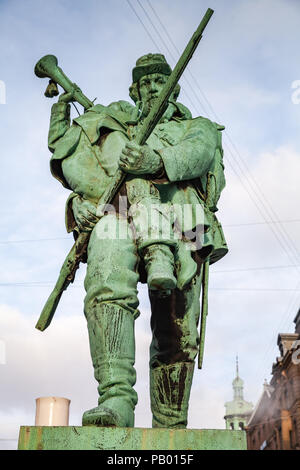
[35,10,228,429]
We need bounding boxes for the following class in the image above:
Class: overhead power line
[224,219,300,227]
[0,237,70,244]
[126,0,300,393]
[127,0,300,270]
[210,288,300,292]
[126,0,161,50]
[142,3,300,368]
[212,264,300,273]
[0,280,298,292]
[0,219,299,245]
[5,218,298,238]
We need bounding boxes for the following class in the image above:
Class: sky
[0,0,300,450]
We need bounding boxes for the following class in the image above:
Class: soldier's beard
[140,97,157,117]
[140,98,174,121]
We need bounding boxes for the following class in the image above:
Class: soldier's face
[139,73,168,112]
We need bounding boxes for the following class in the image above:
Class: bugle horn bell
[34,54,93,109]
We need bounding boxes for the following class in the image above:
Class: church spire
[233,356,244,400]
[224,357,253,431]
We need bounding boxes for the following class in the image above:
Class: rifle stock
[198,259,209,369]
[35,232,89,331]
[197,169,215,368]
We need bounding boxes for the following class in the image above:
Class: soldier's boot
[82,304,137,427]
[143,243,177,291]
[175,240,198,290]
[150,362,195,428]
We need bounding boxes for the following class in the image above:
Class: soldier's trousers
[84,213,202,427]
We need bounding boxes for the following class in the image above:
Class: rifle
[35,8,214,332]
[198,172,213,369]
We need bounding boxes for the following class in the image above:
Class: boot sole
[82,406,121,427]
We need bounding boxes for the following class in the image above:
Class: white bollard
[35,397,71,426]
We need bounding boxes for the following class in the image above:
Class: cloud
[209,143,300,390]
[0,0,300,448]
[0,302,154,439]
[220,144,300,265]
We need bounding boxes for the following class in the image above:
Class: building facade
[246,309,300,450]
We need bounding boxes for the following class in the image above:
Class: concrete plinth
[18,426,247,450]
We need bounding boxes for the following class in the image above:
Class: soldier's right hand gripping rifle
[34,8,214,332]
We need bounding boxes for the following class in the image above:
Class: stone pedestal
[18,426,247,450]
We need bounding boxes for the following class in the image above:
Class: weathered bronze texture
[18,426,247,450]
[35,8,229,429]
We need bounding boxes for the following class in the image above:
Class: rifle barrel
[136,8,214,146]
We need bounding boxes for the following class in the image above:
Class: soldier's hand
[58,83,78,103]
[72,196,99,232]
[119,141,163,176]
[59,91,74,103]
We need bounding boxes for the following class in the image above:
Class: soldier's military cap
[132,53,172,83]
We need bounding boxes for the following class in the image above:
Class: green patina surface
[18,426,246,451]
[34,9,230,430]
